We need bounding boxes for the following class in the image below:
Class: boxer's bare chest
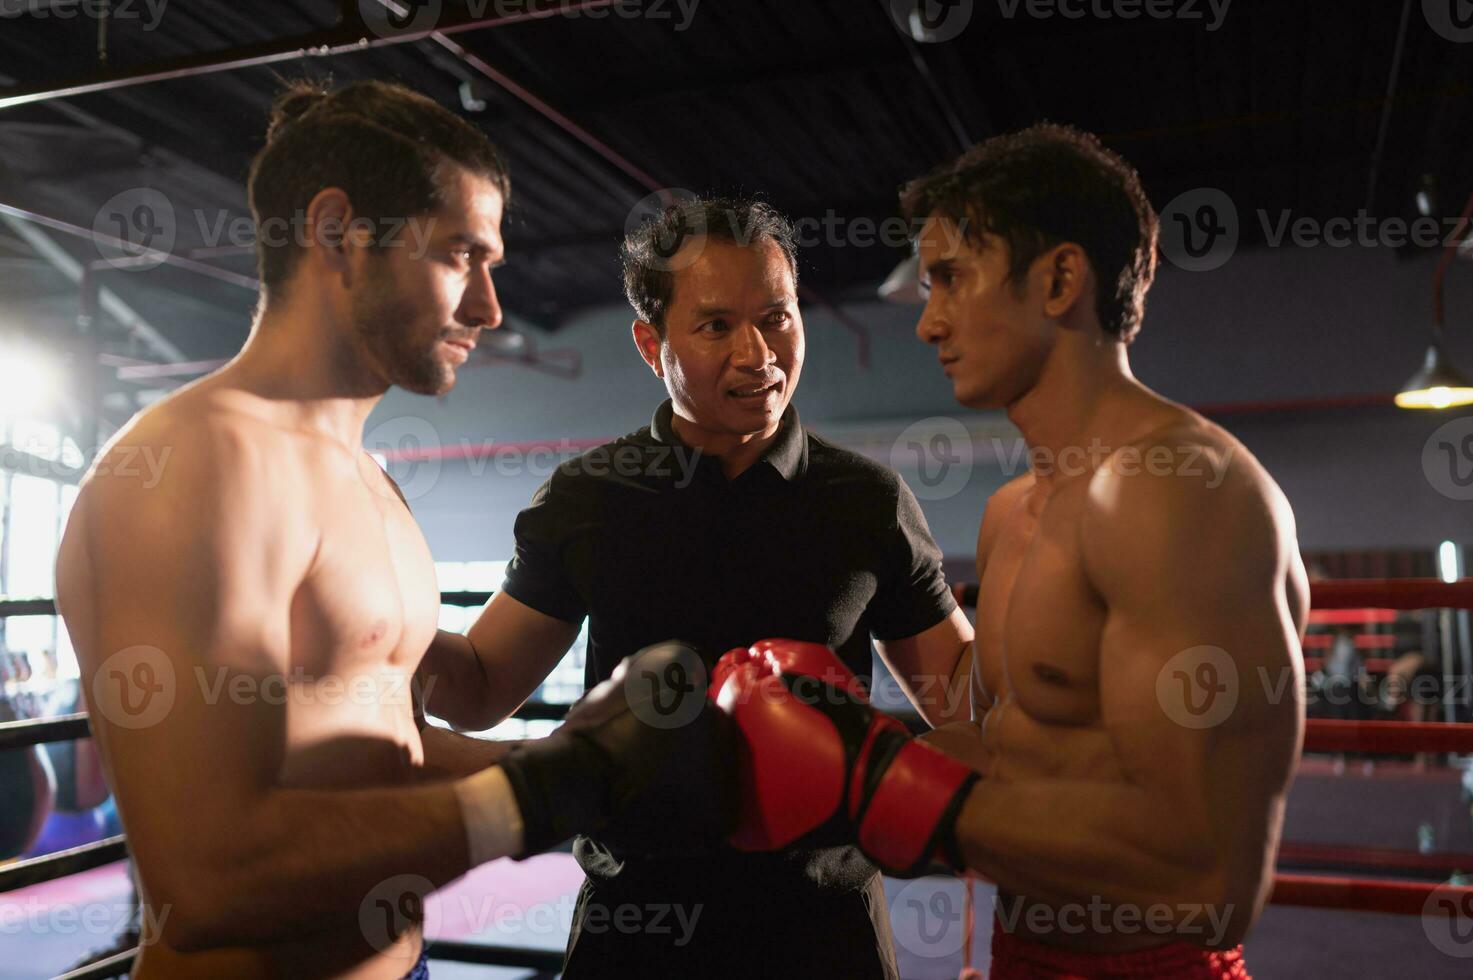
[277,448,440,784]
[975,478,1116,772]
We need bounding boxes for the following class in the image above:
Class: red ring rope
[1270,873,1473,916]
[1276,842,1473,876]
[1309,578,1473,610]
[1303,719,1473,754]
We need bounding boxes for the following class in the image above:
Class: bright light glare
[0,342,59,422]
[1440,541,1461,585]
[1395,386,1473,410]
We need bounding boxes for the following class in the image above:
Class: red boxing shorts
[989,915,1251,979]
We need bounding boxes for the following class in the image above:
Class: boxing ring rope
[0,713,91,752]
[0,836,127,895]
[1275,841,1473,876]
[1270,874,1473,917]
[1308,578,1473,610]
[1304,719,1473,754]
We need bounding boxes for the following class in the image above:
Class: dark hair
[621,197,799,335]
[247,79,510,299]
[900,123,1158,343]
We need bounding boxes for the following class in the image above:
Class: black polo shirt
[502,400,954,978]
[502,399,956,687]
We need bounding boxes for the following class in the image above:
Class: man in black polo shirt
[419,198,974,978]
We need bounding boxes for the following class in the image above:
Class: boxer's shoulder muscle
[1077,418,1294,612]
[1084,419,1277,528]
[82,389,306,533]
[67,388,317,634]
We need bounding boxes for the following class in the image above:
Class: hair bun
[266,81,332,142]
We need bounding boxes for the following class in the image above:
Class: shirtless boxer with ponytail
[54,81,732,979]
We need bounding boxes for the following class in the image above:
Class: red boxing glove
[710,638,980,877]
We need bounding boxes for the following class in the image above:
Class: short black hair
[621,197,799,335]
[248,79,510,299]
[901,123,1158,342]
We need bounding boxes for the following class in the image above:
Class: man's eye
[766,312,791,327]
[701,320,728,333]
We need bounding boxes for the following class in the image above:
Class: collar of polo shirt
[649,398,808,482]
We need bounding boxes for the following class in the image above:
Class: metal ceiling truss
[0,0,619,111]
[1,0,882,371]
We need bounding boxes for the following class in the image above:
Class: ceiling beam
[0,0,619,112]
[0,213,185,363]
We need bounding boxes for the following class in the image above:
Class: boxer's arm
[874,610,974,727]
[416,722,516,777]
[74,429,508,951]
[950,457,1302,946]
[417,592,580,730]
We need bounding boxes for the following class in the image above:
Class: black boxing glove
[497,641,736,858]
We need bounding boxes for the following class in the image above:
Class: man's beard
[351,276,453,396]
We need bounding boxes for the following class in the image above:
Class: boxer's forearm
[419,723,516,778]
[160,781,492,951]
[952,780,1250,928]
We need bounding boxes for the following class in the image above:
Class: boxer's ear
[1040,242,1089,320]
[304,187,356,282]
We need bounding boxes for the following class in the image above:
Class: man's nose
[730,322,774,369]
[915,301,946,344]
[458,265,503,331]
